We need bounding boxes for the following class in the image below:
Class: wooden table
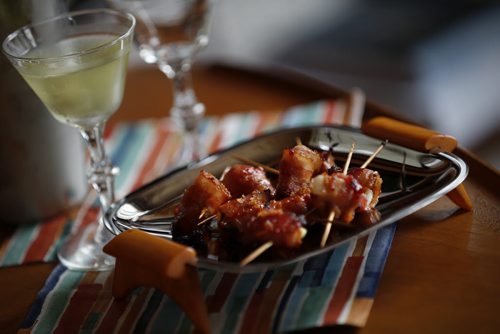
[1,65,499,334]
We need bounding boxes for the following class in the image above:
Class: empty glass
[108,0,215,164]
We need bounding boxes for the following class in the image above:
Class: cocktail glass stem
[161,59,205,164]
[57,124,116,271]
[80,124,116,212]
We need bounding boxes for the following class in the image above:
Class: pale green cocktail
[18,34,130,128]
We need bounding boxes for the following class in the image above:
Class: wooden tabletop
[1,65,499,334]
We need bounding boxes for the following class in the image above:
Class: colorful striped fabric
[10,100,396,333]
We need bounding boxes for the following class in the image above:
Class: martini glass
[108,0,214,164]
[2,9,135,271]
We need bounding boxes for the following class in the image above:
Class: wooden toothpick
[240,241,274,266]
[198,208,208,219]
[197,214,216,226]
[343,142,356,175]
[320,211,335,248]
[361,140,387,168]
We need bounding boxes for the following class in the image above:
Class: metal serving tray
[103,125,468,272]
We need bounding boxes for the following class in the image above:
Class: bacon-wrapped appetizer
[221,164,274,198]
[219,194,306,248]
[348,168,383,226]
[218,191,268,229]
[310,169,382,225]
[276,144,323,198]
[310,172,363,223]
[238,210,307,248]
[348,167,382,208]
[174,170,231,236]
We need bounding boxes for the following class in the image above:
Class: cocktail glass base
[57,220,115,271]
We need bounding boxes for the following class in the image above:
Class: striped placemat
[8,99,396,333]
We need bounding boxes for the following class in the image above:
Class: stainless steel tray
[103,125,468,272]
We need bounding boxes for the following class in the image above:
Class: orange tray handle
[362,116,472,210]
[103,229,210,334]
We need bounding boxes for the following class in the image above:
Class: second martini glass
[109,0,215,164]
[2,9,136,270]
